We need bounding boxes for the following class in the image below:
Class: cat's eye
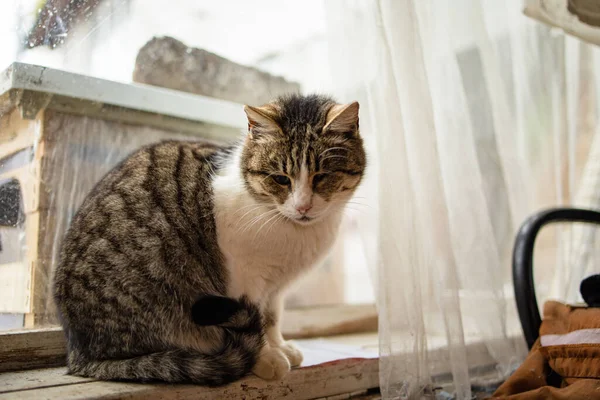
[312,173,327,188]
[272,175,291,186]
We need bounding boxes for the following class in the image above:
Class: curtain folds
[325,1,600,398]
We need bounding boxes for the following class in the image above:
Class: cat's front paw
[279,341,303,367]
[252,346,290,380]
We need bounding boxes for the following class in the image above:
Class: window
[0,1,376,334]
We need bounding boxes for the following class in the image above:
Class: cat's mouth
[292,214,321,225]
[277,208,322,225]
[282,207,333,225]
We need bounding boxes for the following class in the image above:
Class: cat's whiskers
[349,197,371,204]
[241,210,280,235]
[342,206,367,215]
[327,199,372,217]
[238,208,280,234]
[205,202,258,220]
[232,203,268,217]
[234,206,265,226]
[330,197,371,208]
[237,212,267,234]
[253,210,285,241]
[263,213,286,239]
[345,201,372,209]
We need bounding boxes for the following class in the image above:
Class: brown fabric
[541,345,600,380]
[491,301,600,399]
[494,379,600,400]
[540,301,600,335]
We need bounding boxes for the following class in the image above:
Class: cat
[53,94,367,386]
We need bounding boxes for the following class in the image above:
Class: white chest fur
[213,171,341,305]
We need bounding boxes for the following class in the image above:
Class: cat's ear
[244,105,281,138]
[324,102,359,136]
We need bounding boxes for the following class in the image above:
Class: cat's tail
[68,296,264,386]
[68,345,259,386]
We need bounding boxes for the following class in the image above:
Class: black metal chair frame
[513,207,600,350]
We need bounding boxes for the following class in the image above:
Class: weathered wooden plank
[0,305,378,372]
[0,367,91,393]
[0,333,523,399]
[0,107,42,161]
[2,62,248,130]
[282,304,377,340]
[0,328,65,373]
[318,390,379,400]
[0,358,379,400]
[47,95,241,140]
[0,335,379,398]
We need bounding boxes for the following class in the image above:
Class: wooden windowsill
[0,334,380,400]
[0,304,378,374]
[0,330,524,399]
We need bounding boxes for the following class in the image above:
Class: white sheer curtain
[325,0,600,398]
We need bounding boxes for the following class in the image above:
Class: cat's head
[241,94,366,225]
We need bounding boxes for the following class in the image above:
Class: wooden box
[0,63,245,326]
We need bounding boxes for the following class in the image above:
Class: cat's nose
[296,204,313,215]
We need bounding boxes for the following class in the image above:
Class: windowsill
[0,334,380,400]
[0,304,378,373]
[0,328,524,399]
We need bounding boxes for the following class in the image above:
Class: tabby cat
[53,94,366,385]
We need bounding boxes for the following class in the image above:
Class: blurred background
[0,0,333,92]
[2,1,600,398]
